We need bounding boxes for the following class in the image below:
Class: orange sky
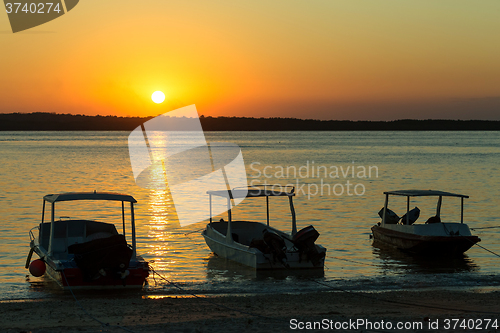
[1,1,500,120]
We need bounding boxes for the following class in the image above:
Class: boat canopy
[384,190,468,198]
[41,191,138,257]
[207,186,295,199]
[382,189,468,225]
[207,186,298,235]
[43,192,137,203]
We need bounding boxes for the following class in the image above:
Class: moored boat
[202,186,326,270]
[26,192,149,289]
[371,190,480,256]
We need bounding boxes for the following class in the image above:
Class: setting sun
[152,91,165,104]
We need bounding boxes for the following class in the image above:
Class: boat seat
[39,223,51,249]
[50,239,68,259]
[38,220,119,259]
[52,221,71,259]
[426,215,441,224]
[231,233,239,243]
[85,221,118,237]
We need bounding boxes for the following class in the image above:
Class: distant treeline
[0,113,152,131]
[1,112,499,131]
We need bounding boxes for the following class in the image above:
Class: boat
[371,190,481,255]
[202,186,326,270]
[26,192,150,289]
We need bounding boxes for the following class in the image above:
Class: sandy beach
[1,289,499,333]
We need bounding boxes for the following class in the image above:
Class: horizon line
[2,111,500,123]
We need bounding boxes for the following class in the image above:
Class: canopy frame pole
[121,201,126,240]
[436,196,442,218]
[48,202,55,255]
[209,194,212,224]
[406,196,410,225]
[131,202,136,259]
[382,194,388,226]
[41,200,45,224]
[227,196,232,222]
[226,196,233,243]
[40,199,46,243]
[266,196,270,227]
[289,195,297,236]
[461,197,464,224]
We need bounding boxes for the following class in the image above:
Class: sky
[1,0,499,120]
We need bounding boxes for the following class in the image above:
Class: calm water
[1,131,499,300]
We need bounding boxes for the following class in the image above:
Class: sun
[151,91,165,104]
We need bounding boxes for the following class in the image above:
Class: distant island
[1,112,499,131]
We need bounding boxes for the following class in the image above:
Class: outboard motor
[400,207,420,225]
[378,208,400,224]
[292,225,323,266]
[263,230,288,267]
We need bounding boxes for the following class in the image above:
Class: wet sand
[1,289,499,332]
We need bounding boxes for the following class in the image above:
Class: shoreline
[3,283,500,303]
[1,113,500,131]
[1,289,499,332]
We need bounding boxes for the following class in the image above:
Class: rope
[442,222,451,236]
[459,232,500,258]
[330,256,381,267]
[473,242,500,258]
[437,223,500,259]
[325,236,500,315]
[61,270,137,333]
[309,279,500,315]
[149,266,284,322]
[471,226,500,230]
[183,228,205,236]
[149,267,391,333]
[148,267,402,333]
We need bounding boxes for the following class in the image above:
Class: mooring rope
[309,278,500,315]
[473,242,500,258]
[148,266,284,322]
[471,226,500,230]
[61,270,137,333]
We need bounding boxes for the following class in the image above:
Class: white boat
[371,190,480,255]
[26,192,150,289]
[202,186,326,270]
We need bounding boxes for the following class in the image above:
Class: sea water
[0,131,499,300]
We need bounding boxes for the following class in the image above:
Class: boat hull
[42,259,149,289]
[31,242,149,289]
[371,225,480,255]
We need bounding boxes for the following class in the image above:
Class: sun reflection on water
[144,188,180,275]
[142,295,206,299]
